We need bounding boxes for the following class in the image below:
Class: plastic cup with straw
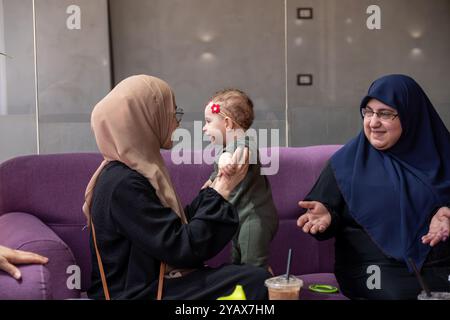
[265,248,302,299]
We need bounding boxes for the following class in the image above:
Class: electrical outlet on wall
[297,8,313,19]
[297,74,313,86]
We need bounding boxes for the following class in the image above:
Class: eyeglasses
[175,106,184,123]
[361,107,398,121]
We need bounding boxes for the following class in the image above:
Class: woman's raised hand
[297,201,331,234]
[422,206,450,247]
[212,147,249,200]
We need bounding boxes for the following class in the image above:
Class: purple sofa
[0,146,347,300]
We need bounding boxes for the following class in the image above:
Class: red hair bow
[211,103,220,114]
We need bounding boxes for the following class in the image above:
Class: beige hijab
[82,75,187,225]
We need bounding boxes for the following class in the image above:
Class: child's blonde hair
[211,89,254,130]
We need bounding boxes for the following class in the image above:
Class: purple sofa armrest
[0,264,51,299]
[0,213,79,299]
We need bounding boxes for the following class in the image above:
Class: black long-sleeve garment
[87,161,269,300]
[306,162,450,300]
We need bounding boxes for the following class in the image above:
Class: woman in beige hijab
[83,75,270,300]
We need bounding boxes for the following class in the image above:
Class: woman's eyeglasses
[175,106,184,123]
[361,107,398,121]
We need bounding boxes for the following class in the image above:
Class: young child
[202,89,279,268]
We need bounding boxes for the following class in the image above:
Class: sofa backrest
[0,145,341,291]
[0,153,101,291]
[262,146,341,274]
[162,146,342,275]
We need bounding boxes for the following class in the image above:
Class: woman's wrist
[211,184,230,200]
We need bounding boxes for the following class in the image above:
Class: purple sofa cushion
[0,212,79,299]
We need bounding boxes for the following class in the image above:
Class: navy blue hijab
[331,74,450,270]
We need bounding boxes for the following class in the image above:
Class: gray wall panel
[35,0,111,153]
[0,0,37,162]
[110,0,286,147]
[288,0,450,146]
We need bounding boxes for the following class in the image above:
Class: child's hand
[212,147,250,200]
[218,152,236,177]
[201,180,213,190]
[218,147,250,177]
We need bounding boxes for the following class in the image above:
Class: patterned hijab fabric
[331,74,450,270]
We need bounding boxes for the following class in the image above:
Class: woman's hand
[212,147,249,200]
[201,179,212,190]
[0,245,48,280]
[422,206,450,247]
[219,163,237,178]
[297,201,332,234]
[218,152,236,177]
[218,149,251,178]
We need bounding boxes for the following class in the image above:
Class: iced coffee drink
[265,275,303,300]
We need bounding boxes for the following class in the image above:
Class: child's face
[203,102,227,146]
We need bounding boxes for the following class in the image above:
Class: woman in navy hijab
[297,74,450,299]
